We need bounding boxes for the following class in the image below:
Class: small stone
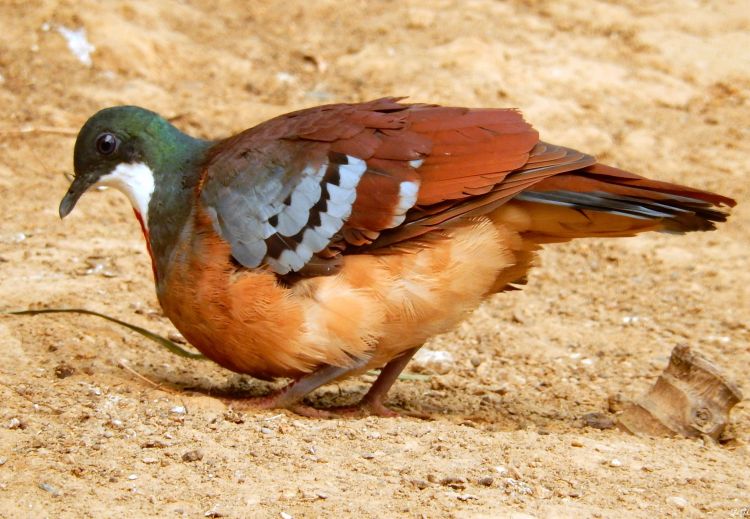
[54,362,76,379]
[609,459,622,467]
[280,513,293,519]
[142,457,158,464]
[667,496,688,510]
[477,476,494,487]
[127,474,138,480]
[412,349,455,374]
[7,418,22,429]
[0,457,7,465]
[38,482,61,496]
[455,493,477,501]
[182,449,204,462]
[582,412,615,430]
[260,427,274,435]
[439,476,467,489]
[170,406,186,415]
[411,478,429,489]
[204,507,224,518]
[571,439,584,447]
[141,439,169,449]
[223,410,245,424]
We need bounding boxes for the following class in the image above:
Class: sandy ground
[1,1,749,517]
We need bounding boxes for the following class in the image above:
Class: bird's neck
[145,135,213,283]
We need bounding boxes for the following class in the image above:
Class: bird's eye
[95,133,119,155]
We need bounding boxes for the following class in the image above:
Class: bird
[59,97,735,417]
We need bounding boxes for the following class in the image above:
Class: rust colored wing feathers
[200,98,734,275]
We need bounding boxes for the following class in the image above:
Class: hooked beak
[59,175,96,219]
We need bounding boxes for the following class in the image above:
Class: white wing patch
[275,164,326,236]
[265,154,367,274]
[388,180,420,228]
[409,159,424,169]
[95,162,155,229]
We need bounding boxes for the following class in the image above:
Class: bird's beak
[59,175,96,218]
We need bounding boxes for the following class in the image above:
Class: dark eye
[96,133,119,155]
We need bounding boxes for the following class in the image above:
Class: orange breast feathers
[156,207,521,379]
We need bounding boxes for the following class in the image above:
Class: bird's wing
[198,98,544,275]
[198,98,734,276]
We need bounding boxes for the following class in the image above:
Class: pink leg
[228,349,423,418]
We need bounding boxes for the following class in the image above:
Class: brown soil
[1,1,748,518]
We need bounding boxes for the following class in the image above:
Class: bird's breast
[154,207,523,380]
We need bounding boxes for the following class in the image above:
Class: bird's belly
[157,210,523,380]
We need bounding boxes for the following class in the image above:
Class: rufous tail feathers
[503,164,735,244]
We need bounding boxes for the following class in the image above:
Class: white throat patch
[95,162,156,229]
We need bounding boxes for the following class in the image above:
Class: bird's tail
[503,164,735,243]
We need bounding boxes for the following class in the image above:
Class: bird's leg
[227,349,423,418]
[360,347,420,415]
[229,359,369,417]
[333,347,422,417]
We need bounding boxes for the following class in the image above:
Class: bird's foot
[223,393,424,419]
[318,397,432,419]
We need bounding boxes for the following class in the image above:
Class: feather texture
[196,98,734,276]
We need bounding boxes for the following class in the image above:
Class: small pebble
[411,478,429,489]
[667,496,688,510]
[280,513,293,519]
[54,362,76,379]
[477,476,494,487]
[127,474,138,480]
[582,412,615,430]
[7,418,22,430]
[609,459,622,467]
[223,410,245,424]
[38,482,61,496]
[182,450,204,462]
[142,457,158,464]
[0,457,7,465]
[455,493,477,501]
[141,440,169,449]
[571,439,584,447]
[439,476,467,489]
[170,406,186,415]
[260,427,274,435]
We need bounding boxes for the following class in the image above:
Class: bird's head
[59,106,193,228]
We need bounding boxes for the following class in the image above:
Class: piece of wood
[617,344,743,441]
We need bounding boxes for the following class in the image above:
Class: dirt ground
[0,1,748,517]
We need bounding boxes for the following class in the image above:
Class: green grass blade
[8,308,205,360]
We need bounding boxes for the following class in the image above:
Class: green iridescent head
[59,106,202,219]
